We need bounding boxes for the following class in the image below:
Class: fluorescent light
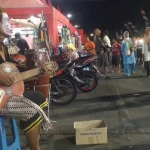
[90,33,94,36]
[75,25,79,28]
[67,14,72,18]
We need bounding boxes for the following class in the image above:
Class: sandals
[105,76,110,79]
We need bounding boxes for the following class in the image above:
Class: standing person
[111,37,121,73]
[142,27,150,77]
[94,28,110,78]
[117,35,123,44]
[84,36,96,55]
[103,30,111,62]
[117,35,124,71]
[15,32,29,55]
[121,31,136,77]
[0,9,53,150]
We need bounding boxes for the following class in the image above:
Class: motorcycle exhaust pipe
[74,75,85,85]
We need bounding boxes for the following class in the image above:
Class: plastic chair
[0,117,21,150]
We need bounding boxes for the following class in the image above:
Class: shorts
[20,90,48,134]
[112,56,120,66]
[96,53,109,67]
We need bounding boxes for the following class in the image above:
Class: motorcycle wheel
[50,76,77,105]
[77,71,98,92]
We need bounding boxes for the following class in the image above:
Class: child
[111,37,121,73]
[67,43,79,60]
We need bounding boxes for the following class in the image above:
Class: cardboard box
[74,120,107,145]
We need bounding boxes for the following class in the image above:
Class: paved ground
[21,65,150,150]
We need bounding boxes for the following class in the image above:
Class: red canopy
[0,0,47,8]
[0,0,75,45]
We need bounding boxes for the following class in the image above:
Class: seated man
[0,9,52,150]
[15,32,29,55]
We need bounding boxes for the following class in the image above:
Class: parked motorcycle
[73,57,98,92]
[55,56,99,92]
[51,53,103,77]
[50,54,100,105]
[50,60,77,105]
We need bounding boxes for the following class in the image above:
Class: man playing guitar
[0,8,52,150]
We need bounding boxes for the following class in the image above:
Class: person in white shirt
[103,30,111,62]
[142,27,150,77]
[103,30,111,47]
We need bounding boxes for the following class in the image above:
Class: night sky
[50,0,150,37]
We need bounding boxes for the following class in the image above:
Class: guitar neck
[13,68,42,83]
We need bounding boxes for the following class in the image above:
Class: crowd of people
[83,27,150,78]
[12,27,150,80]
[57,26,149,79]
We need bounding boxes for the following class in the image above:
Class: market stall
[10,17,41,49]
[0,0,73,46]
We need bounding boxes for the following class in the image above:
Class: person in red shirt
[111,37,121,73]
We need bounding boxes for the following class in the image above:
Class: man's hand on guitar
[41,65,48,74]
[0,72,14,87]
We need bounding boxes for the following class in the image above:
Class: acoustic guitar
[0,62,54,109]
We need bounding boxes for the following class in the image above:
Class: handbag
[125,41,131,56]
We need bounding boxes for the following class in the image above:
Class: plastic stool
[0,117,21,150]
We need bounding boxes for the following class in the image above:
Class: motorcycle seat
[79,55,94,60]
[73,54,95,64]
[50,52,66,60]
